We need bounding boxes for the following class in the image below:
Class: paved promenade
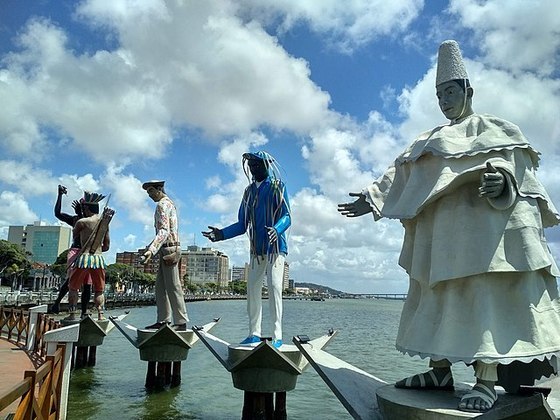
[0,338,35,417]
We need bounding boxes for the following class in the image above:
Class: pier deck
[0,338,35,417]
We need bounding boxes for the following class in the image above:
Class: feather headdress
[82,191,106,204]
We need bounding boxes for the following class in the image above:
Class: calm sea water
[67,298,474,420]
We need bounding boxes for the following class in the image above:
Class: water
[67,299,475,419]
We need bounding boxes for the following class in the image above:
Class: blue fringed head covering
[242,151,283,182]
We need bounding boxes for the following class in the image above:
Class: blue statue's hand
[266,226,278,244]
[202,226,224,242]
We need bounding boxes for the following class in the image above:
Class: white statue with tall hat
[338,39,560,413]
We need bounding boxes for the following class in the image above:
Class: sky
[0,0,559,294]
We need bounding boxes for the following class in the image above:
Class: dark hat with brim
[142,180,165,190]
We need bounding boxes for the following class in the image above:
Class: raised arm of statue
[54,185,77,226]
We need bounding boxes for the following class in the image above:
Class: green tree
[105,263,155,292]
[105,263,131,286]
[231,281,247,295]
[51,249,70,278]
[0,240,32,288]
[137,271,156,290]
[185,282,200,294]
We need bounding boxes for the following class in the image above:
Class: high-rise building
[8,222,72,264]
[258,259,290,292]
[283,260,290,291]
[183,245,229,288]
[116,247,189,284]
[231,264,249,282]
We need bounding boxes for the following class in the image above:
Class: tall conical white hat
[436,40,469,86]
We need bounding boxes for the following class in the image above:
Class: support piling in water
[87,345,97,366]
[62,313,128,369]
[193,329,337,419]
[145,361,157,388]
[144,361,183,390]
[171,361,182,387]
[108,317,220,390]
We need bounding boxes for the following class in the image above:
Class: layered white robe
[363,114,560,383]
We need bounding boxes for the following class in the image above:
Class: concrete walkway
[0,338,35,417]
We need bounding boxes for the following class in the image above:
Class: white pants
[247,254,285,341]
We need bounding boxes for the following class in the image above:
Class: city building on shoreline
[115,245,292,292]
[183,245,229,288]
[8,222,71,264]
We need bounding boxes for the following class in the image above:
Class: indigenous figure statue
[50,185,91,316]
[338,40,560,413]
[141,180,189,331]
[203,151,291,348]
[67,192,114,321]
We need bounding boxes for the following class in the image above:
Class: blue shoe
[272,339,283,349]
[240,335,261,344]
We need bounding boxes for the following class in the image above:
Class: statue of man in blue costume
[338,40,560,413]
[203,151,291,349]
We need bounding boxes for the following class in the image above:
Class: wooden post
[242,390,253,419]
[156,361,168,388]
[75,346,88,368]
[171,361,181,387]
[274,392,287,420]
[87,346,97,366]
[264,393,274,419]
[253,392,267,420]
[70,345,76,370]
[145,361,156,389]
[242,391,277,420]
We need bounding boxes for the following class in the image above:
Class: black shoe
[173,324,187,331]
[144,321,168,330]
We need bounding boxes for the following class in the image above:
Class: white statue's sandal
[394,369,454,390]
[458,382,497,413]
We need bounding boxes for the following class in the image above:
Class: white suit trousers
[247,253,285,340]
[156,246,189,325]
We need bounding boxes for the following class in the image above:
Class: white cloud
[0,160,101,200]
[101,165,152,225]
[0,161,57,196]
[205,175,222,190]
[448,0,560,76]
[1,0,332,165]
[239,0,424,52]
[0,191,39,226]
[123,234,136,246]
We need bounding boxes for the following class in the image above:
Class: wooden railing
[0,307,29,346]
[0,305,71,420]
[0,306,61,361]
[0,344,65,420]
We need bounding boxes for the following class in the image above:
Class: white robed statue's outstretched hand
[338,192,372,217]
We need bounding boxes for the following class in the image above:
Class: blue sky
[1,0,559,293]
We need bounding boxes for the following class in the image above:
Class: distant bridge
[350,293,407,300]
